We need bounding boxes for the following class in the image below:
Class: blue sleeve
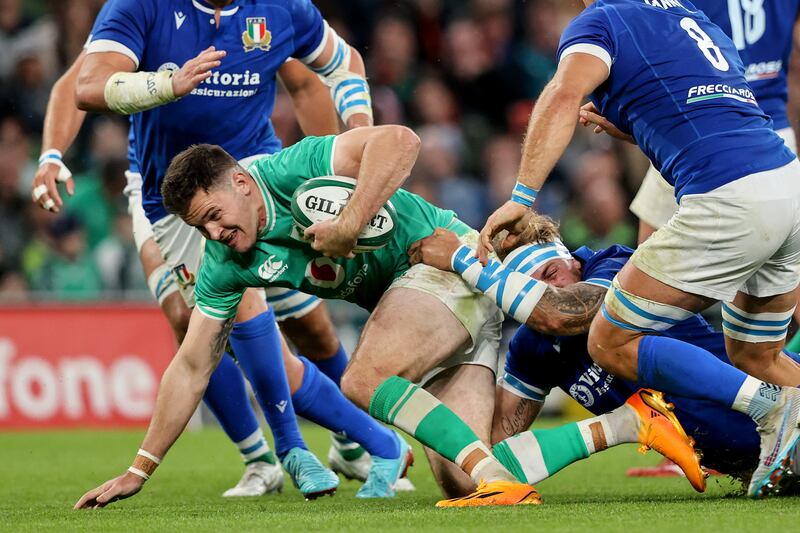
[581,245,630,288]
[503,326,562,398]
[556,6,616,68]
[88,0,154,68]
[88,1,112,40]
[288,0,326,60]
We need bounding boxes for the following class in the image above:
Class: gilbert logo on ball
[291,176,397,253]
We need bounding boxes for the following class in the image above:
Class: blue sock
[307,343,348,386]
[637,335,782,422]
[203,353,275,464]
[230,309,306,458]
[292,356,400,459]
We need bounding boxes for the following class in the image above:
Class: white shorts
[631,127,798,229]
[388,231,503,385]
[124,171,154,254]
[631,159,800,301]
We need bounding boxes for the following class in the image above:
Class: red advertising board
[0,305,175,428]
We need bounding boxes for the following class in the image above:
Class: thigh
[349,287,471,392]
[151,214,205,308]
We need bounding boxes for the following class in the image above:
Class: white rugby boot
[748,387,800,498]
[222,460,284,497]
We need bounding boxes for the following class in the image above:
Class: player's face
[183,176,260,253]
[531,258,581,287]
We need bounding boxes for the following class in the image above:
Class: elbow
[74,70,103,111]
[74,80,94,111]
[540,79,586,110]
[527,313,572,336]
[390,125,421,157]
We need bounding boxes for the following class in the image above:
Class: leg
[724,289,800,386]
[491,386,541,445]
[421,364,496,497]
[340,287,519,491]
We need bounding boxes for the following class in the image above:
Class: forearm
[280,64,340,136]
[517,82,584,191]
[43,58,87,152]
[451,246,604,335]
[341,126,419,227]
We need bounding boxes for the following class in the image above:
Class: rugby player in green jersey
[74,126,540,509]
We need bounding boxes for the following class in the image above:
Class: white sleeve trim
[298,20,330,64]
[559,43,612,73]
[83,33,93,50]
[195,305,233,321]
[329,135,338,176]
[86,39,140,69]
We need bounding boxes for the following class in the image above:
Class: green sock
[786,331,800,353]
[246,450,277,465]
[494,423,589,484]
[369,376,514,484]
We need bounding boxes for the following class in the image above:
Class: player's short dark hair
[162,144,239,218]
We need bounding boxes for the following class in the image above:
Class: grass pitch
[2,423,799,532]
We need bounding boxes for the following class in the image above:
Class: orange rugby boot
[435,480,542,508]
[625,388,707,492]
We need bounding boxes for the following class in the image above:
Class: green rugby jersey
[195,135,470,320]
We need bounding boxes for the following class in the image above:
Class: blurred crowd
[0,0,648,303]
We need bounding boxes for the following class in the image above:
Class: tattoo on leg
[500,399,535,437]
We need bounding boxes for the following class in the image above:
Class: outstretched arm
[74,310,232,509]
[278,59,340,136]
[477,53,609,261]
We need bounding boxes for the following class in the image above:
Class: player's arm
[31,52,87,213]
[74,310,232,509]
[303,125,420,257]
[408,228,607,336]
[278,59,340,136]
[477,53,609,261]
[75,46,225,114]
[299,23,372,128]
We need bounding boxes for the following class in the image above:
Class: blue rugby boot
[282,447,339,500]
[355,432,414,498]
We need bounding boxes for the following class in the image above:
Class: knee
[162,294,191,343]
[728,347,779,374]
[340,367,372,409]
[587,319,632,376]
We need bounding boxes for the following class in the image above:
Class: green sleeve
[194,241,246,321]
[248,135,336,203]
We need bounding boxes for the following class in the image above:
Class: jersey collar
[191,1,240,16]
[248,165,277,236]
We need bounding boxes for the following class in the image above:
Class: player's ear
[230,170,251,194]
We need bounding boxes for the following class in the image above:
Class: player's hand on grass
[578,102,635,144]
[172,46,227,97]
[477,201,531,264]
[31,160,74,213]
[408,228,461,271]
[304,217,358,259]
[74,471,145,510]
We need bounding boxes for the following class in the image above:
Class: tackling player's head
[163,144,263,253]
[493,212,581,287]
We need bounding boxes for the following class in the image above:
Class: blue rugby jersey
[693,0,800,130]
[558,0,795,200]
[502,244,793,473]
[88,0,326,223]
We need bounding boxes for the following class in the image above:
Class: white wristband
[137,448,162,465]
[38,149,72,183]
[127,466,150,481]
[104,70,177,115]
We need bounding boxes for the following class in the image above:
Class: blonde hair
[491,212,562,261]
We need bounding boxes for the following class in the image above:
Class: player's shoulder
[573,244,632,280]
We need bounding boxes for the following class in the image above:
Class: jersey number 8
[680,17,730,72]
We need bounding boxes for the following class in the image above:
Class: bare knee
[279,304,340,358]
[587,318,639,380]
[161,293,191,344]
[340,366,374,410]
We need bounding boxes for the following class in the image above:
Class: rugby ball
[291,176,397,253]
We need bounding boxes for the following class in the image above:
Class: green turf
[1,424,798,532]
